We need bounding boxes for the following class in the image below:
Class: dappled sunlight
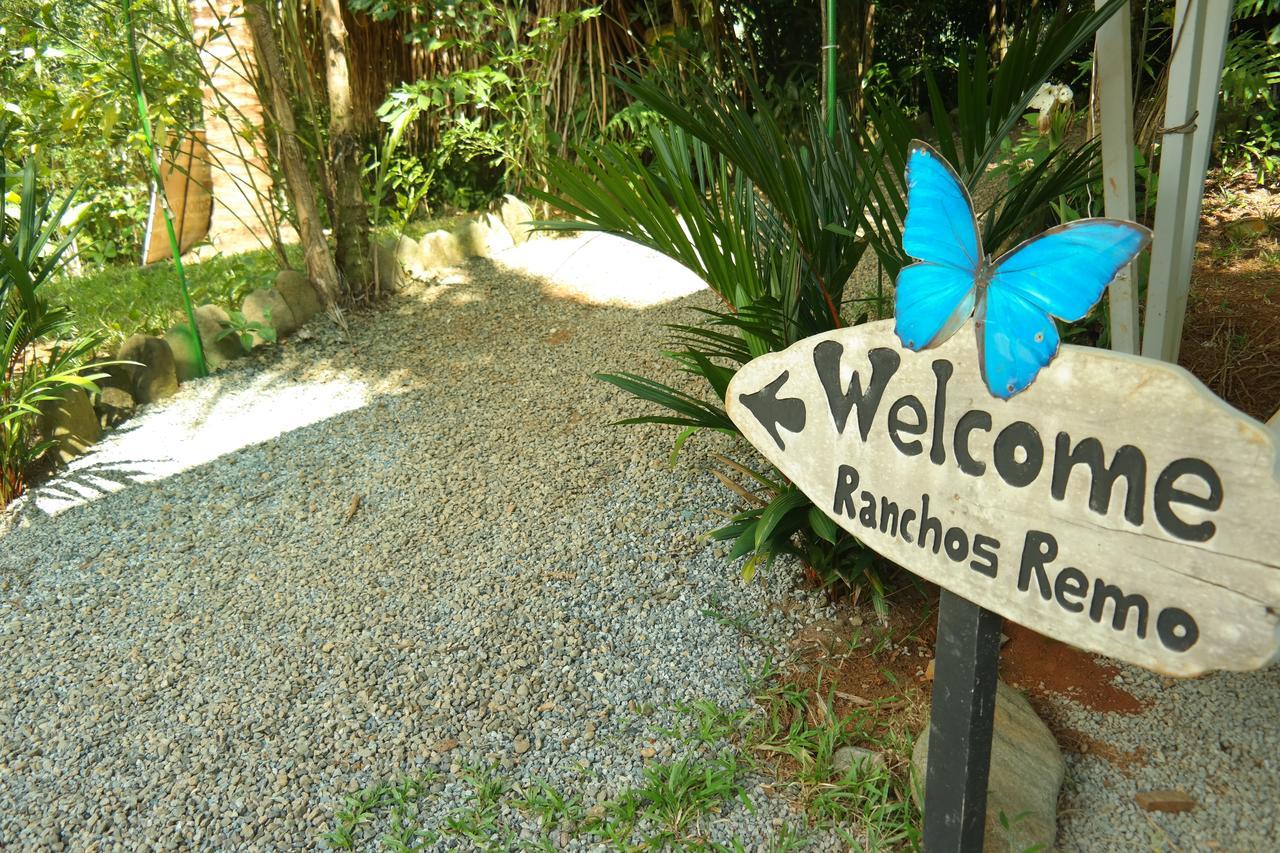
[402,282,456,308]
[448,290,486,306]
[493,232,707,309]
[19,368,370,518]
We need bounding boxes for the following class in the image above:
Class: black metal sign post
[922,589,1005,852]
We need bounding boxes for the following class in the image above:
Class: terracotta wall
[186,0,278,255]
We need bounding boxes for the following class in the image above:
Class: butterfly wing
[896,263,977,351]
[977,286,1060,399]
[980,219,1152,398]
[901,141,982,270]
[988,219,1153,322]
[894,141,981,351]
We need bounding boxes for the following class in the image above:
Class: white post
[1095,0,1139,354]
[1141,0,1233,363]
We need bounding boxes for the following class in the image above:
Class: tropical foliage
[0,0,202,266]
[3,1,1275,276]
[537,0,1130,604]
[1218,0,1280,182]
[0,130,105,504]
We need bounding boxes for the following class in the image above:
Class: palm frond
[594,371,734,431]
[855,0,1131,276]
[986,140,1104,251]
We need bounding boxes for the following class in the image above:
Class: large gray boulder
[113,334,178,403]
[96,386,135,428]
[371,240,403,294]
[396,230,465,281]
[275,269,322,325]
[418,230,464,269]
[912,681,1064,852]
[454,213,514,258]
[164,304,245,381]
[499,194,537,244]
[395,235,427,280]
[38,386,101,463]
[241,287,296,347]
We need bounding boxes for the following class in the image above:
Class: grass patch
[322,615,930,849]
[581,751,749,848]
[746,671,922,848]
[321,666,924,850]
[515,778,587,843]
[390,213,471,242]
[46,246,296,346]
[322,772,440,850]
[443,766,515,847]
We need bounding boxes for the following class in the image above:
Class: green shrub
[0,0,202,266]
[1216,0,1280,184]
[0,139,107,504]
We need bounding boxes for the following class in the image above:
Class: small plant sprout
[217,308,277,351]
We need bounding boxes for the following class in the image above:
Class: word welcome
[806,341,1223,542]
[727,320,1280,675]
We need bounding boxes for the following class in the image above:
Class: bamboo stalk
[122,0,207,378]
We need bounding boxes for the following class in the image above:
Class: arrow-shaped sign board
[727,320,1280,677]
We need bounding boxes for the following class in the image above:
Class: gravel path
[1053,664,1280,850]
[2,234,1277,850]
[0,237,841,850]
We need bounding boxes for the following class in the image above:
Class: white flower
[1029,83,1073,112]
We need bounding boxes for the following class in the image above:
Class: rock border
[38,196,540,464]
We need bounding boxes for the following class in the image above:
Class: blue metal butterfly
[894,140,1152,399]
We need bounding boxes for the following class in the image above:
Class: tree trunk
[244,2,343,312]
[836,1,876,122]
[319,0,374,297]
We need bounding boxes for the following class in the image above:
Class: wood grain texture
[727,320,1280,676]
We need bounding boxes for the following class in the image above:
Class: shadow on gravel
[15,456,160,518]
[9,254,706,531]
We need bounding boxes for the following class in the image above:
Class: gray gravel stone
[5,234,1273,850]
[0,237,837,849]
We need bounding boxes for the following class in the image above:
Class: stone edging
[37,195,539,465]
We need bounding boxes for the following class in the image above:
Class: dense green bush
[0,137,106,504]
[1217,0,1280,183]
[0,0,202,265]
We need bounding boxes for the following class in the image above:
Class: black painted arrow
[738,370,807,450]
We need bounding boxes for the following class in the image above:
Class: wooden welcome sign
[724,140,1278,850]
[727,319,1280,677]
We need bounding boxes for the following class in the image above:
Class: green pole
[121,0,207,377]
[825,0,837,139]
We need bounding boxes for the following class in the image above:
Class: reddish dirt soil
[999,623,1146,715]
[779,588,938,744]
[1178,180,1280,422]
[784,587,1152,773]
[1053,726,1148,777]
